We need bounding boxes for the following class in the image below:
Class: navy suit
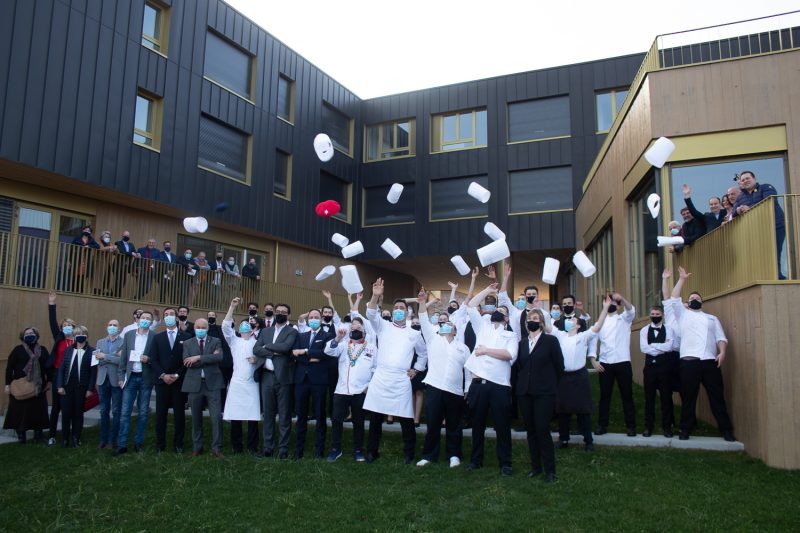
[292,328,335,457]
[151,328,191,450]
[57,345,97,446]
[159,251,179,302]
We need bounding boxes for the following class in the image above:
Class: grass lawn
[1,421,798,532]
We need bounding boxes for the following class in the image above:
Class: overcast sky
[226,1,799,98]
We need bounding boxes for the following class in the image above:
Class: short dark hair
[322,305,334,314]
[178,306,190,314]
[710,196,722,204]
[19,326,40,342]
[351,317,364,326]
[164,307,177,315]
[140,311,153,320]
[264,302,275,309]
[163,241,171,246]
[740,170,756,179]
[276,303,291,314]
[392,298,407,308]
[561,294,576,305]
[650,304,664,313]
[689,291,702,300]
[248,302,259,309]
[524,285,539,294]
[307,308,321,316]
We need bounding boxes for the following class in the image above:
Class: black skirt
[411,369,427,391]
[3,391,50,431]
[556,368,593,414]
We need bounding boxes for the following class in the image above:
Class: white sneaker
[416,459,431,467]
[449,456,461,468]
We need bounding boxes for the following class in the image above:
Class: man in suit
[151,308,191,453]
[291,309,335,459]
[207,310,238,451]
[181,318,225,457]
[114,230,139,297]
[136,238,161,299]
[177,306,195,337]
[115,311,157,455]
[159,240,179,303]
[553,294,588,332]
[253,303,298,459]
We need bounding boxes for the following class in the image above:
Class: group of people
[3,261,735,483]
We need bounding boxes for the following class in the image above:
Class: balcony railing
[0,231,351,315]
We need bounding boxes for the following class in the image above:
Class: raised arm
[671,266,691,299]
[447,281,458,305]
[48,291,60,341]
[499,262,512,295]
[590,295,612,333]
[662,268,672,301]
[222,297,240,345]
[468,283,498,309]
[465,267,480,302]
[367,278,383,310]
[417,288,435,343]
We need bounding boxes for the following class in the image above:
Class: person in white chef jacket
[363,278,427,464]
[220,298,261,442]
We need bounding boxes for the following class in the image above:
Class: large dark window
[322,103,353,155]
[277,75,294,122]
[430,176,489,221]
[508,96,570,143]
[508,167,573,214]
[320,171,351,222]
[204,31,253,99]
[198,115,249,182]
[363,184,415,226]
[274,150,292,198]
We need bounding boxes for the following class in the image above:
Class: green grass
[1,421,798,532]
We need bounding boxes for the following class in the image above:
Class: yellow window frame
[595,88,628,134]
[364,119,416,162]
[133,90,163,152]
[141,1,170,56]
[431,109,486,153]
[277,74,295,124]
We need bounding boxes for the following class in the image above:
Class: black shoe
[257,449,273,458]
[414,423,421,428]
[404,455,414,465]
[663,429,674,439]
[62,441,70,448]
[584,443,595,452]
[679,432,690,441]
[313,452,323,459]
[366,453,377,464]
[626,428,636,437]
[595,426,607,435]
[134,444,141,453]
[114,447,128,456]
[557,441,569,449]
[642,429,652,438]
[722,431,736,442]
[278,451,288,460]
[500,466,512,477]
[16,431,27,444]
[291,452,302,461]
[466,463,480,471]
[155,446,166,453]
[527,469,542,478]
[72,438,81,448]
[544,473,558,483]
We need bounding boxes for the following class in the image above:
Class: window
[322,103,353,156]
[585,225,614,326]
[133,90,163,150]
[320,171,351,222]
[595,88,629,133]
[274,150,292,199]
[277,75,295,123]
[508,96,570,143]
[431,108,487,152]
[204,31,253,99]
[628,174,663,315]
[430,175,489,221]
[508,167,573,214]
[198,115,250,183]
[365,119,416,162]
[141,1,169,54]
[363,184,415,226]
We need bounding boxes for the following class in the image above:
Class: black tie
[199,339,204,353]
[648,326,666,344]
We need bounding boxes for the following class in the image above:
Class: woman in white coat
[221,298,260,453]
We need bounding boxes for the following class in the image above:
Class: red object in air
[315,200,341,217]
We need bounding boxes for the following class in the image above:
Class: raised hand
[485,266,496,280]
[682,183,691,198]
[678,266,691,280]
[417,287,427,304]
[355,292,363,302]
[231,297,241,308]
[447,281,458,289]
[602,295,612,309]
[471,267,479,280]
[662,268,672,279]
[504,262,512,278]
[372,278,384,297]
[336,328,347,341]
[322,290,332,299]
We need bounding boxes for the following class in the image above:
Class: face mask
[563,305,575,315]
[216,255,223,260]
[184,253,192,260]
[178,314,188,321]
[350,330,364,341]
[164,316,177,328]
[248,309,258,317]
[24,334,37,344]
[62,325,74,336]
[75,335,87,344]
[438,324,453,335]
[382,315,391,321]
[265,310,274,318]
[410,324,421,331]
[526,296,536,304]
[164,246,171,252]
[526,321,541,332]
[122,235,130,242]
[671,228,680,236]
[274,314,288,324]
[650,316,663,325]
[515,299,526,310]
[308,319,321,330]
[448,306,457,315]
[323,316,333,323]
[430,315,439,324]
[239,323,252,334]
[490,311,505,323]
[343,315,351,323]
[82,231,91,238]
[107,325,118,336]
[249,320,258,329]
[102,236,111,244]
[198,257,206,262]
[551,310,561,320]
[564,320,575,332]
[607,304,617,314]
[484,304,496,313]
[195,328,208,339]
[139,319,151,330]
[208,317,216,325]
[392,309,405,322]
[688,299,702,310]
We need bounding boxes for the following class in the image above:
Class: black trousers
[155,382,186,450]
[467,379,512,468]
[421,386,464,461]
[61,384,86,444]
[643,356,675,431]
[331,392,366,453]
[558,413,593,444]
[679,359,733,433]
[598,361,636,429]
[519,394,556,475]
[230,421,259,453]
[367,412,415,458]
[294,378,328,456]
[49,386,62,439]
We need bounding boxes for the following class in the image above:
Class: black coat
[515,333,564,396]
[56,345,97,390]
[685,197,727,233]
[150,329,192,382]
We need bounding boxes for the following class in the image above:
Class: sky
[225,0,800,99]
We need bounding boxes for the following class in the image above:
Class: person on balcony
[178,249,197,306]
[732,170,786,279]
[682,184,726,232]
[159,241,179,303]
[68,225,100,293]
[95,230,117,296]
[114,230,139,297]
[136,238,161,299]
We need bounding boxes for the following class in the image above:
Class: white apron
[363,366,413,418]
[223,349,260,421]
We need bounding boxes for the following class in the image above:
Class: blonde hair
[74,325,89,337]
[526,308,546,324]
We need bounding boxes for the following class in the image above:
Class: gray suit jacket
[253,324,298,386]
[181,336,224,393]
[118,329,157,388]
[95,335,123,387]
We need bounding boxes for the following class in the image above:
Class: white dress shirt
[121,319,160,336]
[639,323,676,357]
[463,307,518,386]
[133,330,148,373]
[324,338,377,395]
[663,298,726,361]
[366,308,427,371]
[551,329,597,371]
[418,312,470,396]
[597,306,635,364]
[498,291,551,342]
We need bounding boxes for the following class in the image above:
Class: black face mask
[122,235,130,242]
[410,324,421,331]
[274,314,288,324]
[164,246,171,252]
[382,315,391,321]
[526,321,541,332]
[607,305,617,314]
[688,300,702,310]
[248,309,257,316]
[23,334,37,345]
[563,305,575,315]
[208,317,216,325]
[75,335,87,344]
[216,256,222,260]
[448,306,457,314]
[526,296,535,304]
[350,330,364,341]
[343,316,351,323]
[490,311,505,323]
[265,310,274,318]
[323,316,333,323]
[82,231,91,237]
[650,316,663,325]
[178,314,188,321]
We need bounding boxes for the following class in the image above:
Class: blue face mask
[62,325,74,336]
[392,309,405,322]
[516,299,526,310]
[438,324,453,335]
[138,319,151,330]
[184,253,193,260]
[107,325,118,336]
[239,323,252,334]
[564,320,575,332]
[429,315,439,324]
[671,228,680,236]
[551,310,561,320]
[484,304,496,313]
[164,315,177,328]
[308,319,321,330]
[195,328,208,339]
